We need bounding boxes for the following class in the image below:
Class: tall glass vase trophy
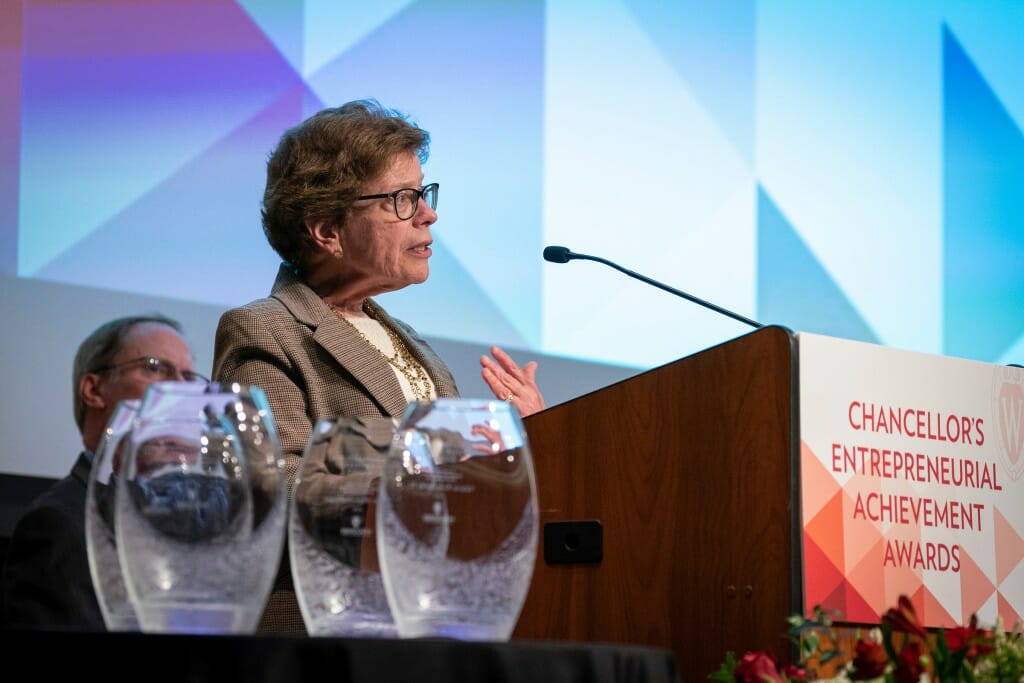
[85,398,141,631]
[289,416,398,636]
[376,398,539,641]
[114,381,287,634]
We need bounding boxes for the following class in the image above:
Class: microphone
[543,245,762,329]
[542,245,574,263]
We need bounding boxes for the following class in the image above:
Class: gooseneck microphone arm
[542,245,763,329]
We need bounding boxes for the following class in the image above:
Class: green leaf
[709,651,739,682]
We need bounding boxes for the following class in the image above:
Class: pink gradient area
[842,486,883,573]
[801,441,846,615]
[803,531,845,613]
[882,543,923,614]
[998,593,1022,629]
[922,586,958,628]
[958,548,996,622]
[995,506,1024,584]
[800,441,841,521]
[841,583,879,623]
[846,535,887,614]
[806,490,844,577]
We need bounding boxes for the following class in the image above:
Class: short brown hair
[261,99,430,274]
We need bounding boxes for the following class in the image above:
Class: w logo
[994,368,1024,481]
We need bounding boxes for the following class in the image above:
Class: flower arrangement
[710,596,1024,683]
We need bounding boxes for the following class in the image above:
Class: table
[2,627,681,683]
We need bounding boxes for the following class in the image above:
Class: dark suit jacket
[1,452,105,630]
[212,264,462,633]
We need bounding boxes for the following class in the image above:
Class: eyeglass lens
[394,184,438,220]
[140,358,206,383]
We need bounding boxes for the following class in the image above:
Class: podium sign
[516,326,1018,680]
[798,333,1024,628]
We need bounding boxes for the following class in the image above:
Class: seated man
[1,314,206,630]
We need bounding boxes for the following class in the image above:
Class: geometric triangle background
[995,507,1024,585]
[847,536,886,614]
[942,24,1024,363]
[958,549,995,624]
[802,532,845,615]
[8,2,1024,371]
[923,587,958,628]
[757,187,879,345]
[805,489,846,576]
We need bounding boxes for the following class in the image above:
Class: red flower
[712,595,1010,683]
[849,637,888,680]
[781,663,807,682]
[892,640,927,683]
[735,651,785,683]
[882,595,928,639]
[945,615,996,663]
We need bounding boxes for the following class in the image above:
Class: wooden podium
[513,325,803,682]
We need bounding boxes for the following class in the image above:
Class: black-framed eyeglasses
[94,356,209,384]
[356,182,438,221]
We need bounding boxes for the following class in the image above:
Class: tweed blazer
[213,265,461,634]
[212,264,461,474]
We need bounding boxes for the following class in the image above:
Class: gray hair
[72,314,184,431]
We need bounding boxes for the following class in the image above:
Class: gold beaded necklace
[326,301,434,402]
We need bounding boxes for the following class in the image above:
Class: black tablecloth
[3,628,680,683]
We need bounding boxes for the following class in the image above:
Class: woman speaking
[212,99,546,632]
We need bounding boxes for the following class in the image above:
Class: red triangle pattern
[959,547,997,621]
[994,507,1024,585]
[908,587,928,618]
[835,579,878,625]
[805,488,845,572]
[822,580,848,617]
[800,437,1022,630]
[998,592,1023,629]
[800,442,832,520]
[846,534,888,611]
[839,489,880,573]
[922,584,958,628]
[882,547,923,612]
[803,532,845,614]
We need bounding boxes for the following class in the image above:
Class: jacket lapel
[268,265,415,416]
[363,299,458,398]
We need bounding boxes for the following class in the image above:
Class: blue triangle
[757,186,878,343]
[381,237,528,350]
[236,0,304,76]
[34,83,320,307]
[623,1,755,165]
[943,24,1024,362]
